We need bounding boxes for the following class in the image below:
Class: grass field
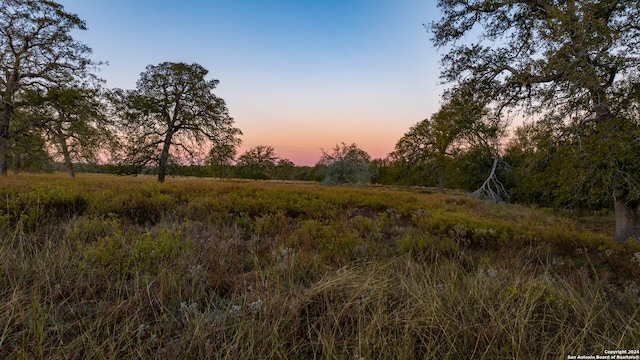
[1,173,639,359]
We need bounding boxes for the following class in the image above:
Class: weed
[0,173,637,358]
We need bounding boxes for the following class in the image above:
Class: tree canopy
[236,145,279,180]
[0,0,98,174]
[431,0,640,241]
[318,142,372,186]
[32,85,111,178]
[116,62,241,182]
[392,86,503,193]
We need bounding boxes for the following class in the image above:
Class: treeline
[2,0,640,241]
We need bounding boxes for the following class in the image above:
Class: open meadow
[1,173,639,359]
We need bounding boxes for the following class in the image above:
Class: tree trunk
[613,187,640,242]
[158,132,173,183]
[595,102,640,243]
[0,103,12,176]
[58,133,75,179]
[436,154,446,193]
[437,169,444,193]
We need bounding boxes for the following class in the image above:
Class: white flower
[230,304,242,317]
[486,269,497,279]
[180,302,199,313]
[552,258,565,267]
[189,264,204,277]
[137,324,150,338]
[477,268,497,280]
[248,299,265,314]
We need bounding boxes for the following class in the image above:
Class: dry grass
[0,172,638,359]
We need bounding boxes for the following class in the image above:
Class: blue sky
[57,0,444,165]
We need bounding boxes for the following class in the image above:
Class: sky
[56,0,445,166]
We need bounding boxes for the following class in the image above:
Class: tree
[208,137,241,179]
[318,142,372,186]
[0,0,98,175]
[6,115,52,172]
[503,119,571,207]
[116,62,241,183]
[392,87,503,193]
[274,158,296,181]
[33,85,111,178]
[236,145,279,180]
[431,0,640,242]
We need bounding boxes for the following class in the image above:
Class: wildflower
[137,324,150,338]
[477,268,497,280]
[189,264,204,277]
[273,246,295,270]
[552,258,565,267]
[413,209,426,217]
[228,304,242,318]
[180,302,199,314]
[248,299,265,314]
[631,252,640,264]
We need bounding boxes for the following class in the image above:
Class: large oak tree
[117,62,241,183]
[431,0,640,242]
[0,0,97,175]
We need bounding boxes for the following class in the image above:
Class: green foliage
[5,127,53,173]
[113,62,242,182]
[431,0,640,240]
[33,85,113,178]
[235,145,279,180]
[0,173,639,358]
[449,145,496,191]
[208,141,241,179]
[318,142,372,186]
[0,0,99,174]
[391,87,504,192]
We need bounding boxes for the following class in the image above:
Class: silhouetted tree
[33,85,111,178]
[318,142,371,186]
[115,62,241,182]
[0,0,99,174]
[236,145,279,180]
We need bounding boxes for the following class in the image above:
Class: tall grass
[0,173,638,358]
